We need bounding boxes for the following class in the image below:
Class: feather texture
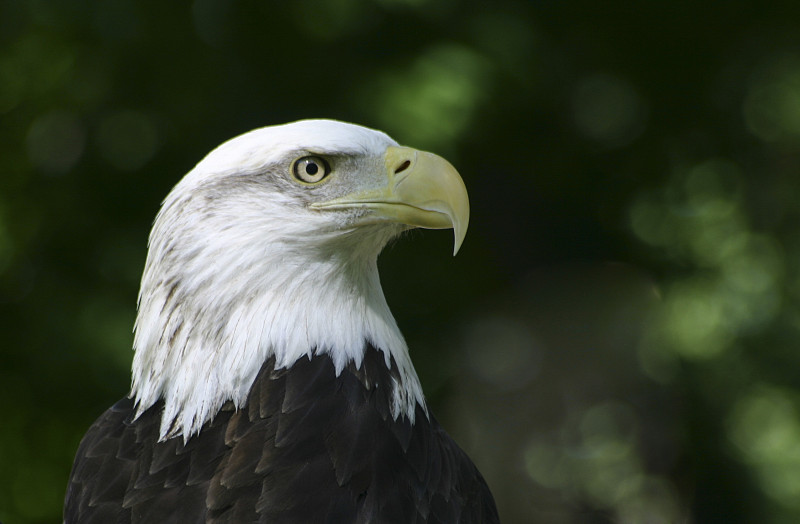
[65,345,499,523]
[129,120,425,440]
[66,120,498,522]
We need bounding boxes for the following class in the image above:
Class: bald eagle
[64,120,499,523]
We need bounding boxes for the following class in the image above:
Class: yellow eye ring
[292,156,330,184]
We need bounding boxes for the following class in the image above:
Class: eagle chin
[65,119,499,523]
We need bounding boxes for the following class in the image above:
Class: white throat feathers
[131,120,436,441]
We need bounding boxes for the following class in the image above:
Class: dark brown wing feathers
[64,345,499,523]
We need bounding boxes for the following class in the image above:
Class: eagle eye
[292,156,331,184]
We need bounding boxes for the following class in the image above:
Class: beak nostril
[394,160,411,174]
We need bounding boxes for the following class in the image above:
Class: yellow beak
[311,146,470,255]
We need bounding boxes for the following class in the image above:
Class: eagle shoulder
[65,346,499,523]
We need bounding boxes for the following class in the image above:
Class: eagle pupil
[293,155,329,183]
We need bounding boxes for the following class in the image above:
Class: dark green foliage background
[3,1,800,522]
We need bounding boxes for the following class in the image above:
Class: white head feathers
[131,120,426,440]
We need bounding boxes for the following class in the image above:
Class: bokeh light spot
[363,43,490,151]
[463,315,541,390]
[660,279,730,359]
[629,194,677,248]
[26,111,86,176]
[523,439,570,489]
[632,158,784,364]
[729,386,800,509]
[524,402,684,522]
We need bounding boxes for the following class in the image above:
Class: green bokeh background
[3,1,800,522]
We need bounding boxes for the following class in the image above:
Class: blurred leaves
[632,159,785,365]
[3,1,800,523]
[729,386,800,510]
[524,402,684,523]
[362,43,492,152]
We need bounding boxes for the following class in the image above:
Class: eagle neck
[131,229,426,441]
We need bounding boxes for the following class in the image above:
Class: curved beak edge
[313,146,470,256]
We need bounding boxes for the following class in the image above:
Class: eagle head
[129,119,469,440]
